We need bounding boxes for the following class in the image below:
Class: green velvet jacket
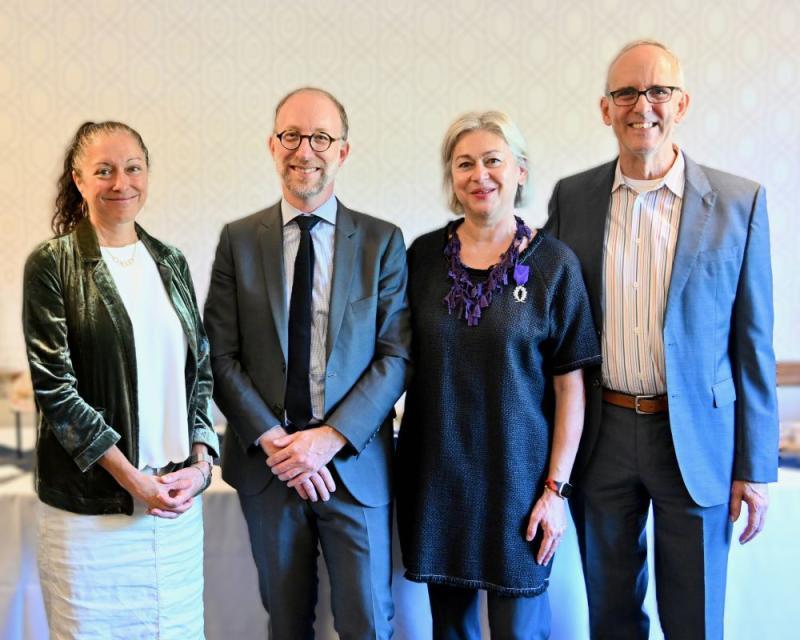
[22,217,219,515]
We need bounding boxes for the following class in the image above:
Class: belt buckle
[634,394,658,415]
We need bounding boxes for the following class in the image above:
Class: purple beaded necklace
[443,215,532,326]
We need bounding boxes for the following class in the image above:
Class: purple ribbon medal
[512,264,529,303]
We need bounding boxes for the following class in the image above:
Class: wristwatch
[544,478,573,499]
[190,451,214,468]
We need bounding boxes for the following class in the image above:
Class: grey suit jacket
[204,200,410,507]
[546,154,778,506]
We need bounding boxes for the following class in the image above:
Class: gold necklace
[107,242,138,268]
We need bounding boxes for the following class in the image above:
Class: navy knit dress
[396,223,601,596]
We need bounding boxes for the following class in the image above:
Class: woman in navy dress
[397,111,600,639]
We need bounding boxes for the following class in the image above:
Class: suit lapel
[664,155,715,318]
[258,204,289,360]
[582,162,616,330]
[326,202,357,360]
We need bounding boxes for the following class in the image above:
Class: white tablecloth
[1,466,798,639]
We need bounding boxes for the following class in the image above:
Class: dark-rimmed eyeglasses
[275,130,343,152]
[607,85,682,107]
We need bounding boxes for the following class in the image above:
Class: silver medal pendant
[513,285,528,303]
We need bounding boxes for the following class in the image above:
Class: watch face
[546,479,572,498]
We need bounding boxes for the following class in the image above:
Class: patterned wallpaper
[1,0,798,380]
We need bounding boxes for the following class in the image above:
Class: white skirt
[37,496,205,640]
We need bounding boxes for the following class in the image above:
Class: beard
[282,161,329,201]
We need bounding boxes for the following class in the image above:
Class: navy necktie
[285,214,320,429]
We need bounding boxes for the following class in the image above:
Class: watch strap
[190,451,214,468]
[544,478,572,499]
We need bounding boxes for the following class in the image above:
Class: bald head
[606,40,684,93]
[274,87,349,140]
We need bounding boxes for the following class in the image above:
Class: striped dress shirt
[281,196,337,423]
[602,150,685,396]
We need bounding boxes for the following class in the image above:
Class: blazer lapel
[326,202,357,359]
[664,155,715,317]
[258,204,289,360]
[581,161,616,330]
[74,219,137,373]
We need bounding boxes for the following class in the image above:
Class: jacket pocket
[712,378,736,407]
[697,245,739,263]
[349,294,377,316]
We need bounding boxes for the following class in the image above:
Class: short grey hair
[605,39,685,92]
[274,87,349,140]
[441,110,530,215]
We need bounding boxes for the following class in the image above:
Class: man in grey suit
[545,41,778,639]
[204,87,410,639]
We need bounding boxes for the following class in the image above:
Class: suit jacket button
[592,378,601,388]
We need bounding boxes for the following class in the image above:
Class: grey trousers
[571,402,732,640]
[238,473,393,640]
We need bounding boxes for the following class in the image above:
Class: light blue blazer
[546,154,778,507]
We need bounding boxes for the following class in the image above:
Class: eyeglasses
[275,130,343,152]
[607,85,682,107]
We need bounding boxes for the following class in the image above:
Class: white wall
[1,0,797,413]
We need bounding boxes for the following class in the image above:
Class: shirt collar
[612,146,686,198]
[281,194,338,227]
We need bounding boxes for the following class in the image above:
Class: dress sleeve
[545,247,602,375]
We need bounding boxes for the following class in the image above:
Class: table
[2,369,35,458]
[2,465,798,639]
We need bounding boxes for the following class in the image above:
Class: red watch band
[544,478,571,498]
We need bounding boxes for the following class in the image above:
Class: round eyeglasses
[607,85,682,107]
[275,130,344,152]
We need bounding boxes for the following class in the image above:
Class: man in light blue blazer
[545,40,778,639]
[204,88,410,639]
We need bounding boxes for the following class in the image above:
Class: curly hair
[52,121,150,236]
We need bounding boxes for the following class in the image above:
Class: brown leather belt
[602,389,669,414]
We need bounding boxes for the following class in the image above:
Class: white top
[602,149,686,395]
[101,241,190,468]
[280,195,337,424]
